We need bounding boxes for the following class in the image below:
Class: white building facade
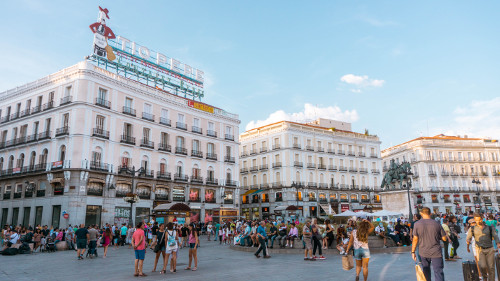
[239,119,383,220]
[0,60,240,228]
[381,134,500,214]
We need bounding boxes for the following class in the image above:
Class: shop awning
[242,189,258,196]
[286,205,298,211]
[273,205,287,211]
[153,203,191,212]
[50,178,65,185]
[252,189,264,195]
[88,178,105,184]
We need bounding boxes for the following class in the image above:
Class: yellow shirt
[442,224,450,236]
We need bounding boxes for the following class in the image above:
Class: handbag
[415,263,426,281]
[154,232,165,253]
[342,254,354,271]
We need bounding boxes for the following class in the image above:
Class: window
[37,96,43,106]
[123,123,133,136]
[143,128,151,141]
[193,140,200,151]
[176,136,185,148]
[194,118,200,127]
[33,122,39,135]
[125,97,133,108]
[59,145,66,162]
[226,146,231,157]
[45,118,51,132]
[62,113,69,127]
[48,91,54,102]
[207,143,215,154]
[144,103,152,114]
[178,113,185,123]
[161,132,169,145]
[40,149,48,165]
[98,88,107,101]
[92,151,102,164]
[65,86,72,97]
[96,115,105,130]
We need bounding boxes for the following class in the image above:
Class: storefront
[242,208,250,220]
[153,203,191,225]
[114,206,131,225]
[85,205,102,226]
[213,208,239,222]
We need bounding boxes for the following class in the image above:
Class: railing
[293,144,301,149]
[250,166,259,172]
[190,176,203,183]
[294,161,303,167]
[428,171,437,176]
[3,192,11,200]
[307,163,315,169]
[54,186,64,195]
[271,182,282,188]
[158,143,171,152]
[272,144,281,150]
[350,167,359,172]
[206,153,217,160]
[142,112,155,121]
[55,126,69,137]
[24,190,33,198]
[174,173,189,182]
[42,101,54,111]
[348,151,355,156]
[306,145,314,151]
[95,98,111,109]
[20,109,30,117]
[159,117,171,126]
[225,180,237,186]
[307,182,317,188]
[272,162,282,168]
[155,193,169,200]
[319,183,328,188]
[370,154,378,158]
[371,169,380,174]
[87,188,103,196]
[225,134,234,141]
[38,131,51,140]
[89,161,110,171]
[191,150,203,158]
[337,150,345,155]
[175,147,188,155]
[31,105,41,114]
[327,149,335,154]
[157,171,171,180]
[224,199,234,204]
[13,192,21,199]
[138,169,155,178]
[339,166,347,171]
[359,168,368,173]
[224,156,235,163]
[176,122,187,130]
[329,165,337,171]
[317,147,324,152]
[118,166,132,174]
[140,139,155,149]
[92,128,109,139]
[358,152,366,157]
[250,149,257,155]
[318,164,326,170]
[207,130,217,137]
[120,135,136,145]
[240,167,248,174]
[115,190,130,197]
[206,178,218,185]
[122,106,136,116]
[192,126,202,134]
[60,96,72,105]
[260,147,268,153]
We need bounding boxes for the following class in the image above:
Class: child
[337,237,349,255]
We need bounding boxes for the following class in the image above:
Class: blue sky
[1,1,499,148]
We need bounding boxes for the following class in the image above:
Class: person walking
[311,218,325,260]
[102,227,112,258]
[254,221,270,258]
[87,225,99,258]
[441,218,454,261]
[132,222,147,277]
[152,223,167,274]
[346,219,375,281]
[74,224,89,260]
[165,222,179,273]
[303,220,314,260]
[185,223,199,271]
[207,222,213,241]
[411,207,447,281]
[120,223,127,246]
[466,213,500,281]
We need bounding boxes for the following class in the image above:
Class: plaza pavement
[0,236,471,281]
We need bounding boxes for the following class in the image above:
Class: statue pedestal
[380,190,415,218]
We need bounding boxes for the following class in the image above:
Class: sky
[1,1,499,149]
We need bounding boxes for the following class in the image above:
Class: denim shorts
[189,243,198,249]
[135,249,145,260]
[353,247,370,260]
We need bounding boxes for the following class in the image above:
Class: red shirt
[132,229,145,250]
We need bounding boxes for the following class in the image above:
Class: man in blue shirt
[254,221,271,258]
[242,223,252,246]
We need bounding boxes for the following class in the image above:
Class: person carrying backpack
[466,213,500,281]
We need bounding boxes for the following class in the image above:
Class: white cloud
[430,97,500,139]
[245,103,359,131]
[340,74,385,88]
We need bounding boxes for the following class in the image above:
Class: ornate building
[381,134,500,214]
[0,60,240,228]
[239,118,383,220]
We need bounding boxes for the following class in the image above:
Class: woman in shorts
[346,219,375,281]
[152,224,167,274]
[165,222,179,273]
[185,223,199,271]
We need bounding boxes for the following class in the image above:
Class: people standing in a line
[152,223,167,274]
[346,219,375,281]
[411,207,447,281]
[165,222,179,273]
[74,224,89,260]
[311,218,326,260]
[303,220,313,260]
[185,223,200,271]
[466,213,500,281]
[254,221,270,258]
[132,222,147,277]
[102,227,112,258]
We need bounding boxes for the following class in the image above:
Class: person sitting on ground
[337,225,347,245]
[337,235,350,255]
[387,221,401,246]
[375,223,388,248]
[285,223,298,248]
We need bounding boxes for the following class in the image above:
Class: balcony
[87,188,103,196]
[318,164,326,170]
[115,190,129,198]
[428,171,437,177]
[294,161,303,168]
[192,150,203,158]
[307,182,317,188]
[371,169,380,174]
[272,162,282,168]
[174,173,189,182]
[271,182,282,188]
[207,130,217,138]
[89,161,110,172]
[292,143,301,150]
[339,166,347,172]
[226,180,237,187]
[441,171,450,177]
[192,126,203,134]
[306,145,314,151]
[0,115,10,123]
[42,101,54,111]
[348,151,355,156]
[159,117,171,126]
[120,135,136,145]
[36,190,45,197]
[206,153,217,161]
[31,105,41,114]
[260,147,268,153]
[206,178,218,185]
[60,96,72,105]
[272,144,281,150]
[138,169,155,178]
[55,126,69,137]
[13,192,21,199]
[358,152,366,157]
[370,154,378,158]
[176,122,187,130]
[224,156,235,163]
[349,168,358,173]
[175,147,188,155]
[157,171,171,181]
[24,189,34,198]
[142,112,155,121]
[250,149,257,155]
[140,139,154,149]
[317,147,325,152]
[3,192,10,200]
[240,167,248,174]
[327,149,335,154]
[20,109,30,117]
[38,131,51,141]
[361,199,370,203]
[359,168,368,174]
[307,163,315,169]
[158,143,171,152]
[328,165,337,171]
[250,166,259,172]
[95,98,111,109]
[155,193,169,200]
[319,183,328,188]
[190,176,204,184]
[122,106,136,116]
[92,128,109,139]
[225,134,235,141]
[337,150,345,155]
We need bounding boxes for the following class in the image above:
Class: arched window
[40,149,48,165]
[319,173,324,183]
[59,145,66,162]
[252,175,257,186]
[275,172,280,183]
[176,161,184,175]
[8,155,14,169]
[159,158,167,173]
[207,166,215,182]
[243,176,248,187]
[207,143,215,154]
[226,168,232,181]
[309,172,313,183]
[29,152,36,169]
[17,153,25,168]
[141,155,149,170]
[341,175,346,185]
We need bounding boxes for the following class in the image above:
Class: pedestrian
[448,216,461,259]
[185,223,199,271]
[132,222,147,277]
[346,219,375,281]
[87,225,99,258]
[165,222,179,273]
[127,225,134,248]
[441,218,454,261]
[466,213,500,281]
[120,223,127,246]
[411,207,447,281]
[207,222,213,241]
[181,224,189,248]
[311,218,326,260]
[303,220,313,260]
[74,224,89,260]
[102,228,112,258]
[114,226,120,249]
[215,221,220,242]
[254,221,270,258]
[323,219,335,249]
[152,223,167,274]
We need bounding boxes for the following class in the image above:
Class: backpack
[453,224,462,234]
[471,225,493,242]
[167,231,176,247]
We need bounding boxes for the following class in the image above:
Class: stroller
[86,240,98,259]
[42,237,56,253]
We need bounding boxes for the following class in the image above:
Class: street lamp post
[472,178,482,213]
[123,166,143,227]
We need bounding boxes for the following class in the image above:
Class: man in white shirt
[1,229,19,251]
[207,223,213,241]
[375,223,388,248]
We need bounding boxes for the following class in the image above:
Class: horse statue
[381,160,413,190]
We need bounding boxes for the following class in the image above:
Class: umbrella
[370,210,403,217]
[333,210,357,217]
